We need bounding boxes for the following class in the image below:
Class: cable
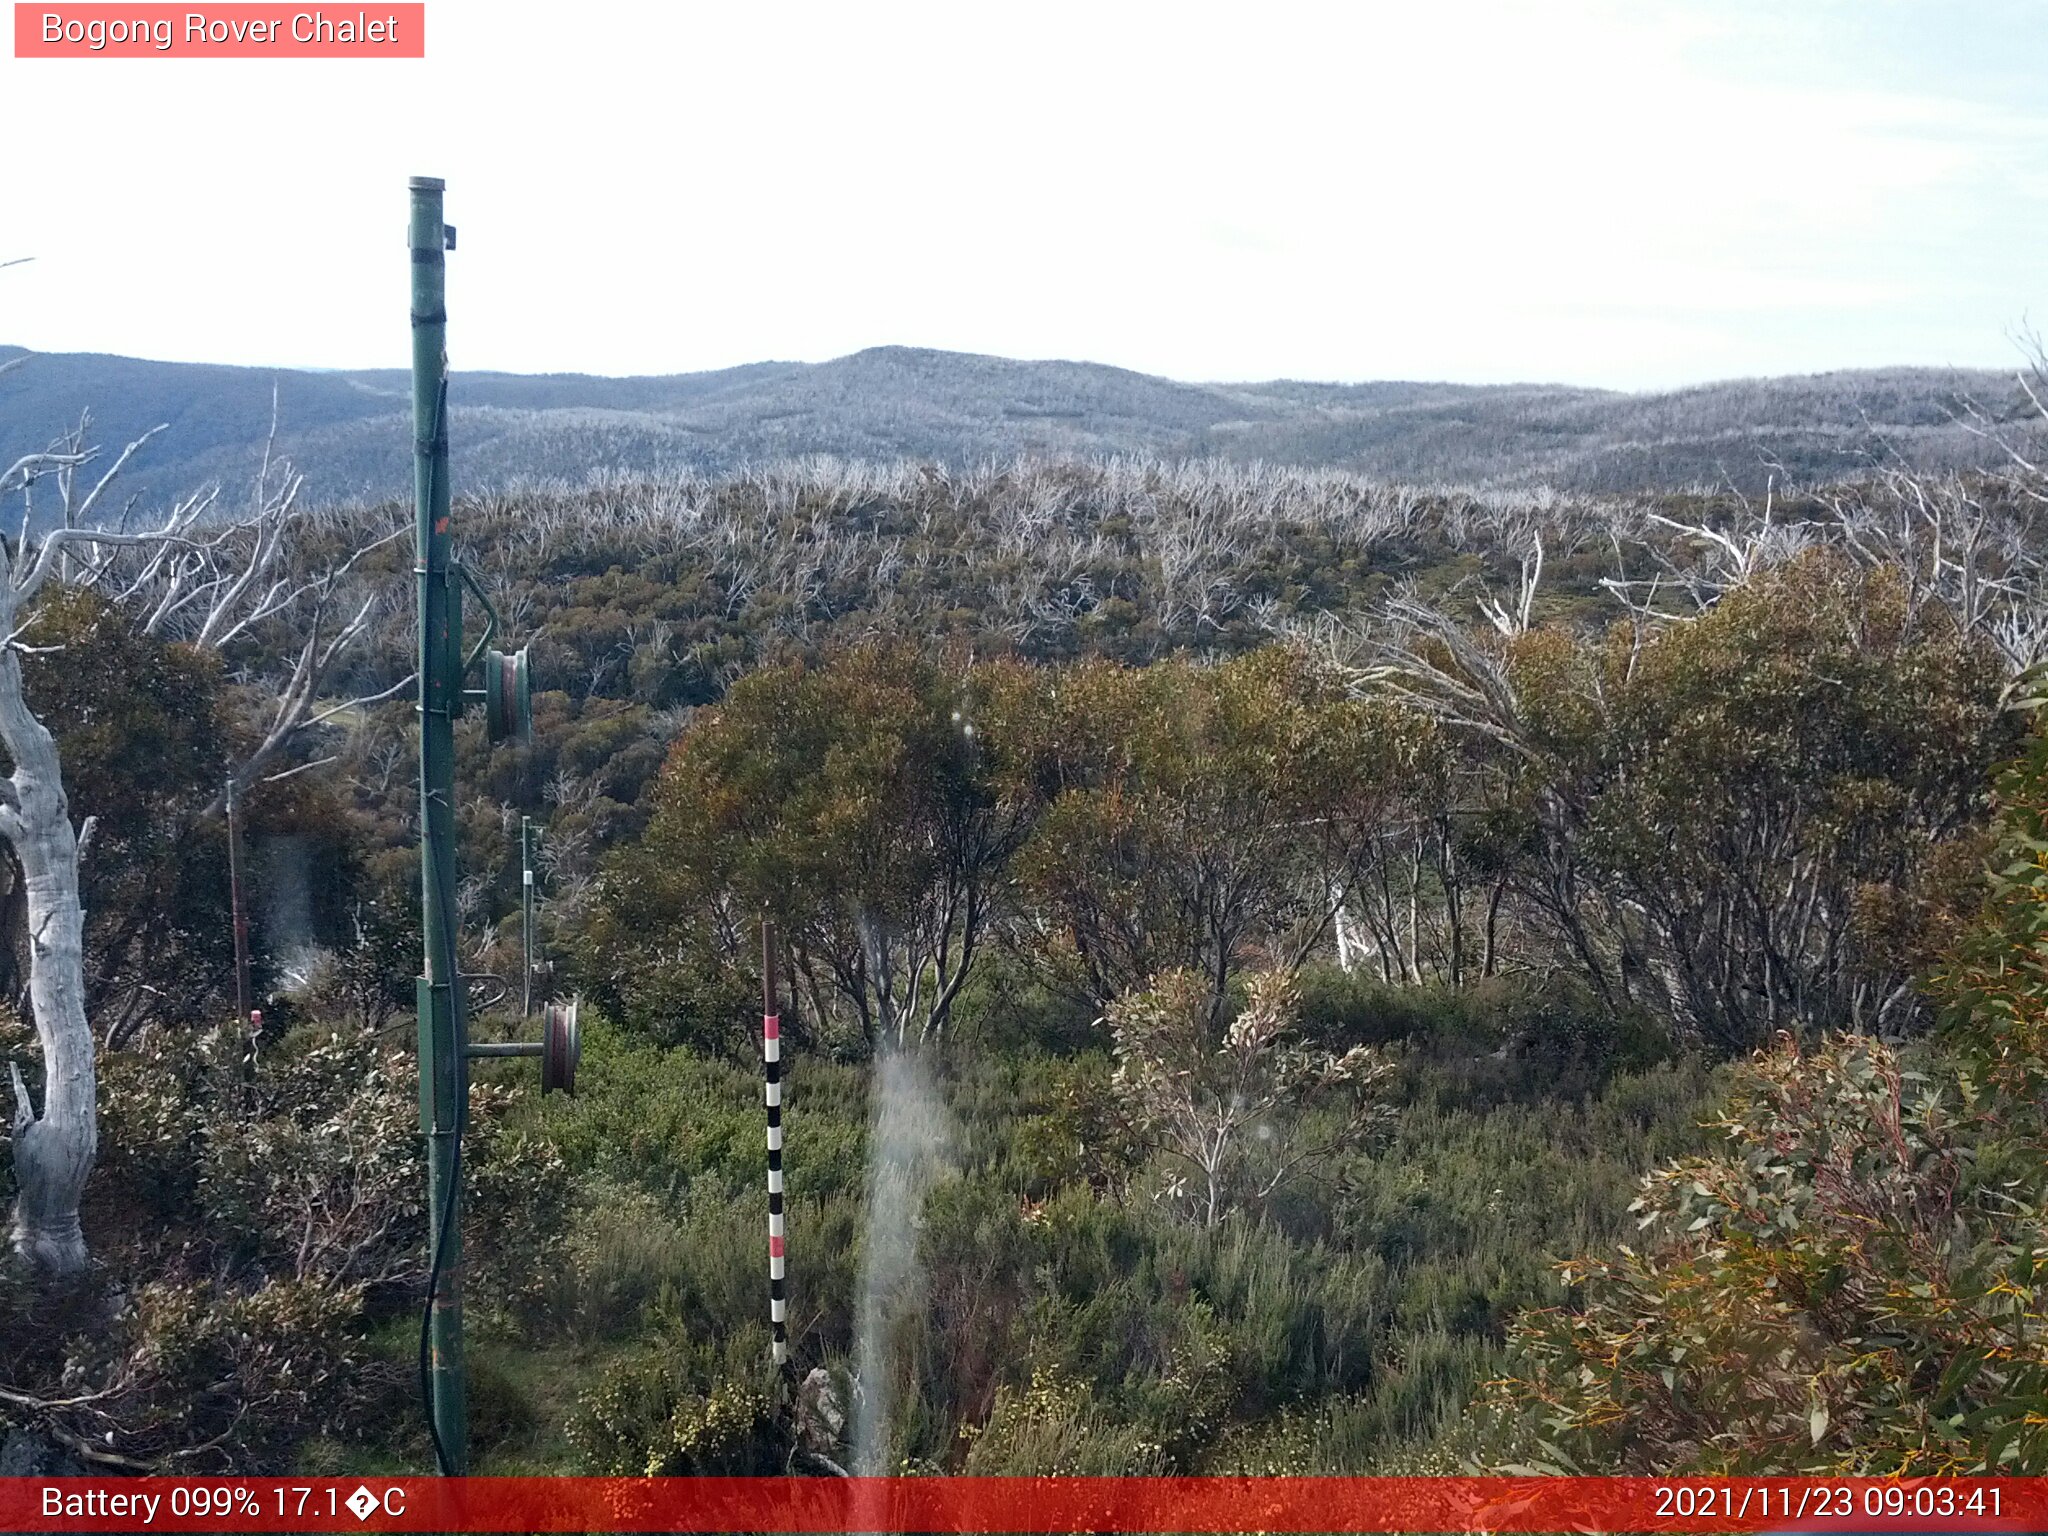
[418,773,466,1477]
[415,368,464,1479]
[418,1117,461,1475]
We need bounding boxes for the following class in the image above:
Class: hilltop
[0,342,2033,509]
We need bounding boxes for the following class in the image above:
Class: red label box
[13,3,425,56]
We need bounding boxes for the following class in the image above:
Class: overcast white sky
[3,0,2043,389]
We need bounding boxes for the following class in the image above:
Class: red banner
[3,1476,2046,1533]
[13,4,424,57]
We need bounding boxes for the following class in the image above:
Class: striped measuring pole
[763,920,788,1369]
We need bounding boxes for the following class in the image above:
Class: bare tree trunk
[1365,847,1401,984]
[1440,820,1464,987]
[1483,878,1506,979]
[1406,837,1422,984]
[1202,1136,1225,1230]
[0,642,94,1275]
[1330,882,1356,974]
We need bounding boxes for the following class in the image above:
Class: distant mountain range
[1,343,2036,508]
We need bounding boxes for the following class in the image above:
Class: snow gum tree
[0,551,94,1272]
[0,412,401,1275]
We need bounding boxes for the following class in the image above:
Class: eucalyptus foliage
[1494,717,2048,1474]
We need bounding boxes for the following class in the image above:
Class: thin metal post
[225,777,252,1026]
[521,815,535,1017]
[411,173,467,1477]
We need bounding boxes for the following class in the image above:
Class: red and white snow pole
[763,918,788,1370]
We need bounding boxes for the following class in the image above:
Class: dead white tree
[1478,529,1544,637]
[0,443,101,1271]
[0,420,405,1273]
[1109,967,1391,1228]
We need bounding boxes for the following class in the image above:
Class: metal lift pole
[404,173,561,1479]
[410,173,468,1476]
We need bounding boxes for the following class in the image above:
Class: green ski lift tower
[409,174,577,1476]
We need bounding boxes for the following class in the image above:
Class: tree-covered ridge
[280,452,2040,720]
[3,343,2039,510]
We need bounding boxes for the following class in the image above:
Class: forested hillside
[1,343,2035,510]
[2,441,2047,1476]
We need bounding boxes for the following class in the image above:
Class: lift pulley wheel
[483,647,532,745]
[541,998,580,1095]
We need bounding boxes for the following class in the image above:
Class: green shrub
[1296,968,1507,1052]
[1485,721,2048,1475]
[0,1014,555,1473]
[537,1015,867,1207]
[952,950,1100,1055]
[568,1324,783,1475]
[367,993,1721,1477]
[1298,967,1672,1078]
[1494,1035,2048,1472]
[961,1366,1170,1475]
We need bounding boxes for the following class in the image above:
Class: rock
[795,1366,846,1457]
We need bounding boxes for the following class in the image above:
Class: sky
[2,0,2044,390]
